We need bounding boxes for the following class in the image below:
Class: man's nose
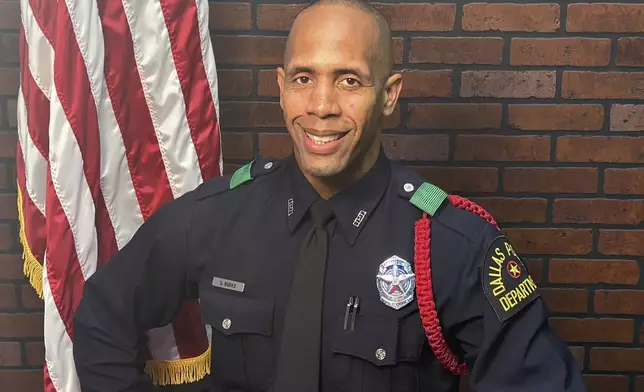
[305,83,341,118]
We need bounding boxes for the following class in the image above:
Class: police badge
[376,255,415,310]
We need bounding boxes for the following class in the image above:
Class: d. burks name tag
[212,276,245,293]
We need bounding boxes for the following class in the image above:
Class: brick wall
[1,1,643,391]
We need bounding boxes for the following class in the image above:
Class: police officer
[72,1,589,391]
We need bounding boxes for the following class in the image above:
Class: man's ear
[277,67,286,110]
[382,72,403,117]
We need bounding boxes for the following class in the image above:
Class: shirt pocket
[200,289,275,391]
[328,308,425,392]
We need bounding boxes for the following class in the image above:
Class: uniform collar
[286,150,391,246]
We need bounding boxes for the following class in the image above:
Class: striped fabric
[16,0,221,390]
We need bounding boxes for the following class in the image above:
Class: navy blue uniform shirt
[73,152,588,392]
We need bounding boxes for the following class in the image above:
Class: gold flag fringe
[16,186,44,299]
[17,184,211,386]
[144,345,211,386]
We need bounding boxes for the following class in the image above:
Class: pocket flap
[331,314,399,367]
[201,290,274,337]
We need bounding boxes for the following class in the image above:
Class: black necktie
[274,200,334,392]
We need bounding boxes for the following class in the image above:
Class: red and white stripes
[16,0,221,390]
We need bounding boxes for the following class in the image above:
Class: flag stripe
[28,0,56,48]
[16,142,47,264]
[122,0,203,198]
[160,0,221,181]
[22,0,54,100]
[96,0,173,223]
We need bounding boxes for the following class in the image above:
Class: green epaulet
[196,158,278,200]
[408,182,448,217]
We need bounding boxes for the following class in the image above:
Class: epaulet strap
[196,158,280,200]
[411,182,499,376]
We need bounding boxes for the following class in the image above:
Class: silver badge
[376,255,415,310]
[212,276,245,293]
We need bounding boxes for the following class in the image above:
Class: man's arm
[72,193,198,392]
[438,223,587,391]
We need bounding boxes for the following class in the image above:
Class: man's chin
[298,152,348,179]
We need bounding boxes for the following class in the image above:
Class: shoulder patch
[482,235,539,323]
[408,182,448,217]
[196,158,281,200]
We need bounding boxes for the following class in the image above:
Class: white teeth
[305,132,341,145]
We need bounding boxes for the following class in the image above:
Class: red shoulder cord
[414,194,499,375]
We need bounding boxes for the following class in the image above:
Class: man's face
[277,5,402,179]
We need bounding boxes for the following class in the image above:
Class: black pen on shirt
[343,296,360,331]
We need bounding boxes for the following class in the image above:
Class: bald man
[72,1,588,391]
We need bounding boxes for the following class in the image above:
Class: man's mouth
[303,129,348,145]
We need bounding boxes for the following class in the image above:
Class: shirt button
[222,318,231,330]
[403,183,414,192]
[375,348,386,361]
[264,162,274,170]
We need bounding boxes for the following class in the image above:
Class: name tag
[212,276,245,293]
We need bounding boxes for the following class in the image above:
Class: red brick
[6,98,16,128]
[637,376,644,392]
[407,103,501,130]
[595,290,644,315]
[549,259,640,285]
[258,69,278,98]
[553,199,644,225]
[220,102,284,128]
[258,133,292,159]
[617,38,644,67]
[0,342,21,366]
[455,135,550,162]
[25,342,44,366]
[0,193,17,220]
[583,375,630,392]
[461,71,556,98]
[0,33,18,64]
[0,2,20,30]
[0,284,16,310]
[0,223,13,251]
[504,228,593,255]
[0,131,16,158]
[604,169,644,195]
[381,134,449,162]
[217,70,252,98]
[0,68,19,96]
[373,4,456,32]
[462,3,560,32]
[400,70,452,98]
[409,37,503,65]
[392,38,403,65]
[0,370,42,391]
[569,346,585,369]
[550,318,634,343]
[503,168,598,194]
[511,38,610,66]
[0,314,43,338]
[20,285,42,310]
[590,348,644,372]
[540,288,587,313]
[209,2,251,30]
[410,167,498,193]
[256,4,304,31]
[0,254,22,279]
[599,230,644,256]
[508,104,603,131]
[221,133,254,161]
[557,136,644,163]
[562,72,644,99]
[469,197,547,223]
[212,35,285,66]
[611,105,644,132]
[0,162,7,189]
[525,258,543,283]
[567,4,644,33]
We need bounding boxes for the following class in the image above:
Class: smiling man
[72,1,588,391]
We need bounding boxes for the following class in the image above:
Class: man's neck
[303,147,381,200]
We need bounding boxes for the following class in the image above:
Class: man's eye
[295,76,311,84]
[341,78,360,87]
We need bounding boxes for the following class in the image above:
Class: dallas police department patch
[376,255,416,310]
[482,236,540,323]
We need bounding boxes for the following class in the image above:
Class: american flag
[16,0,221,390]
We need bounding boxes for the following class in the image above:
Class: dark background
[0,1,643,391]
